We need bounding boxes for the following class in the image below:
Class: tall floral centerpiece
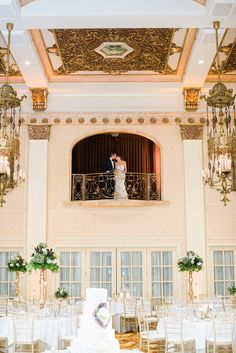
[177,250,203,302]
[8,255,27,297]
[28,243,59,304]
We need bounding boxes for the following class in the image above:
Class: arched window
[71,133,161,201]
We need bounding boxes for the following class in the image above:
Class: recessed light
[25,60,31,65]
[198,60,204,64]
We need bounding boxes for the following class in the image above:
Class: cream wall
[47,124,185,245]
[0,112,236,299]
[0,127,28,250]
[45,120,186,298]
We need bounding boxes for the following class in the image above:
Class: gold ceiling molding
[208,29,236,83]
[30,28,196,82]
[0,48,21,78]
[50,28,178,75]
[28,124,51,140]
[179,124,203,140]
[220,40,236,74]
[209,40,236,74]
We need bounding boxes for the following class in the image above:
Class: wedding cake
[69,288,120,353]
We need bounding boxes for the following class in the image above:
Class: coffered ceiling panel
[31,27,196,82]
[0,33,22,80]
[208,28,236,82]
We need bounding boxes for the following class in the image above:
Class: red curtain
[72,133,160,174]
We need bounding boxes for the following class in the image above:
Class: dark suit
[104,158,115,172]
[104,158,115,197]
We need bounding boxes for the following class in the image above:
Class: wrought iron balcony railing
[71,172,161,201]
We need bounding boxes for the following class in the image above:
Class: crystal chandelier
[0,23,26,207]
[202,21,236,206]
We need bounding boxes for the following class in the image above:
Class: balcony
[71,172,161,201]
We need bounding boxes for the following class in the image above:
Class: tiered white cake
[69,288,120,353]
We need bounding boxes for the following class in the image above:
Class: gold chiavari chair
[120,297,138,333]
[206,317,234,353]
[137,308,165,353]
[164,318,196,353]
[150,297,163,314]
[60,300,83,349]
[0,297,8,317]
[13,314,41,353]
[0,338,8,353]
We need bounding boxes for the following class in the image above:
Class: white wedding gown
[114,164,128,200]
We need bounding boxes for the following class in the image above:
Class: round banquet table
[0,316,77,349]
[157,318,236,353]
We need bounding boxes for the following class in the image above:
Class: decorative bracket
[28,124,51,140]
[30,88,48,111]
[183,88,201,112]
[180,124,203,140]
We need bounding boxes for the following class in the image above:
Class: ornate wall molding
[28,124,51,140]
[180,123,203,140]
[22,111,207,127]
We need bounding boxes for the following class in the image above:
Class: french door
[117,249,145,297]
[86,249,116,297]
[58,247,176,298]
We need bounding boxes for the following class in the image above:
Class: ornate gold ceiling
[31,27,196,82]
[0,34,22,80]
[208,29,236,82]
[51,28,178,75]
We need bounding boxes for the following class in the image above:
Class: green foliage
[177,250,203,272]
[228,285,236,295]
[28,243,59,273]
[55,287,69,299]
[8,255,28,273]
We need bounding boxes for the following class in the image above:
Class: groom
[104,152,116,173]
[104,153,116,198]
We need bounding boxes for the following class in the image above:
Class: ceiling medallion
[94,42,134,59]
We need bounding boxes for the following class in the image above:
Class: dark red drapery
[72,133,160,174]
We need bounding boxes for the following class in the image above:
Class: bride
[114,155,128,200]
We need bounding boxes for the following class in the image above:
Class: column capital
[28,124,51,140]
[180,123,203,140]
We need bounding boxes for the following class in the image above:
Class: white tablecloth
[0,316,77,349]
[157,318,236,353]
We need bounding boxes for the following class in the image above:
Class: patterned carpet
[115,333,140,350]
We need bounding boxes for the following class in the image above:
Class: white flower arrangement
[55,287,69,299]
[8,255,28,273]
[177,250,203,272]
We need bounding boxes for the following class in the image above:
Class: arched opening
[71,133,161,201]
[72,133,160,174]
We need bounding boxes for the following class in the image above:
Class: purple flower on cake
[93,302,111,328]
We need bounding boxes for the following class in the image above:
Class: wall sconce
[183,88,201,112]
[30,88,48,111]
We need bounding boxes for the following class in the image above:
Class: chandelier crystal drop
[202,21,236,206]
[0,23,26,207]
